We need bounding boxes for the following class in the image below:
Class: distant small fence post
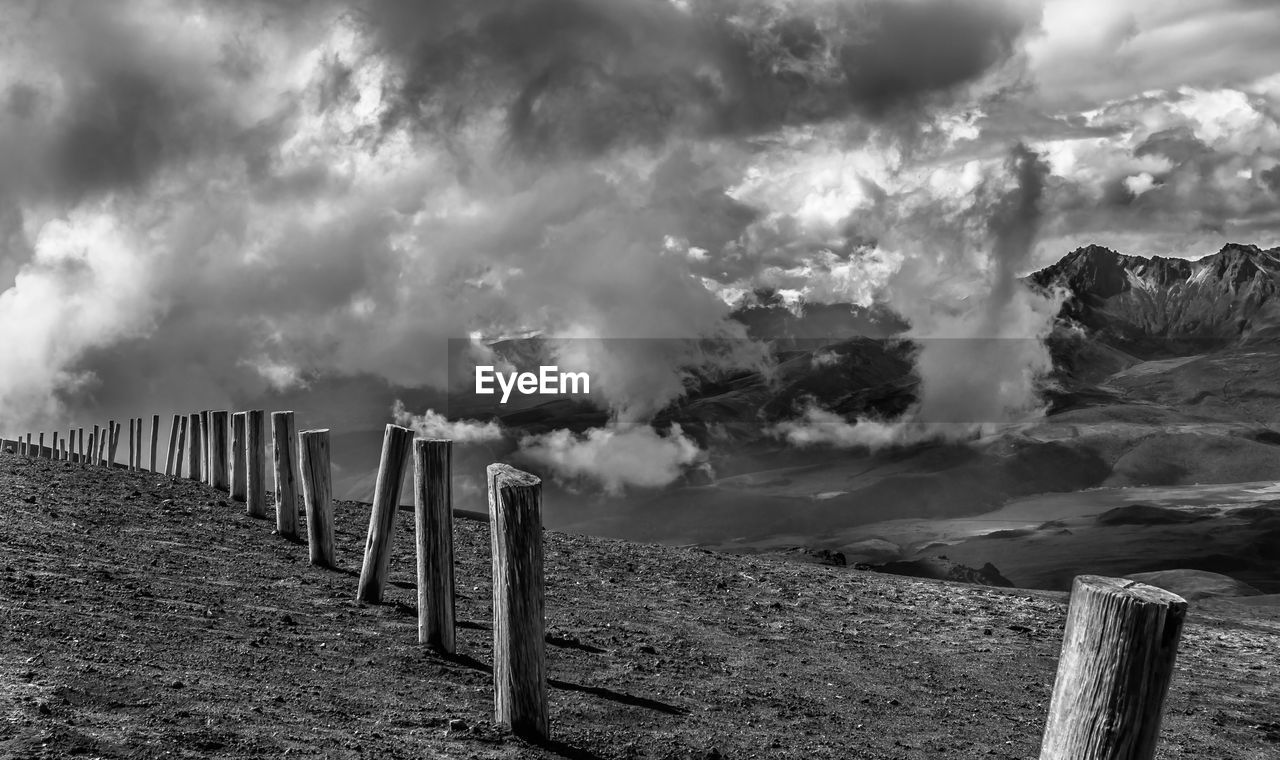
[415,439,455,653]
[356,424,415,604]
[199,410,211,483]
[90,426,98,465]
[77,427,84,464]
[20,433,27,457]
[230,412,247,502]
[165,414,180,476]
[67,428,74,462]
[109,421,120,467]
[149,415,159,472]
[210,411,229,491]
[187,413,201,480]
[97,427,107,465]
[128,420,135,471]
[271,411,300,539]
[38,432,45,460]
[246,410,267,518]
[175,416,188,477]
[1039,575,1187,760]
[487,463,548,740]
[298,428,335,567]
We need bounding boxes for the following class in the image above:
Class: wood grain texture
[356,424,414,604]
[77,428,84,464]
[487,463,548,740]
[97,427,106,466]
[230,412,246,501]
[246,410,267,518]
[298,429,335,568]
[165,415,180,476]
[90,427,97,466]
[1039,575,1187,760]
[271,411,300,539]
[414,439,455,652]
[210,411,229,491]
[187,413,201,481]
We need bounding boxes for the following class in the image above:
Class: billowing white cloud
[392,401,504,443]
[517,423,705,494]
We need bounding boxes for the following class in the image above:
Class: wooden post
[97,427,107,465]
[109,421,120,467]
[128,420,135,470]
[187,413,201,480]
[77,428,84,464]
[415,439,455,653]
[52,432,60,461]
[356,424,414,604]
[199,410,211,483]
[90,426,98,464]
[174,416,188,478]
[165,414,180,476]
[487,464,548,739]
[230,412,246,502]
[21,433,27,457]
[61,439,68,461]
[271,411,300,539]
[210,411,229,491]
[1039,575,1188,760]
[38,432,44,459]
[67,428,73,462]
[246,410,266,518]
[298,429,335,568]
[149,415,159,472]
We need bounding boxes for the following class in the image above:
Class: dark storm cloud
[363,0,1038,158]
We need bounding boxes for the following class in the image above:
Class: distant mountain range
[1029,243,1280,357]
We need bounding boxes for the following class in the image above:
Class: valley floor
[1,453,1277,759]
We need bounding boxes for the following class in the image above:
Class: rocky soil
[1,452,1278,759]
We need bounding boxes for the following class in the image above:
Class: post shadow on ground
[437,654,686,716]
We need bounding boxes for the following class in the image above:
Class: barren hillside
[1,453,1277,759]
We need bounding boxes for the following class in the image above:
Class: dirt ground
[1,452,1277,759]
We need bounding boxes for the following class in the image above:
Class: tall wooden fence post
[356,424,414,604]
[77,428,84,464]
[415,439,455,653]
[487,464,548,740]
[246,410,267,518]
[230,412,247,502]
[22,433,29,457]
[210,411,229,491]
[38,432,45,460]
[298,429,335,568]
[67,428,74,462]
[271,411,300,539]
[149,415,159,472]
[185,413,200,480]
[165,414,180,476]
[128,421,135,471]
[97,427,107,465]
[1039,575,1187,760]
[51,432,59,461]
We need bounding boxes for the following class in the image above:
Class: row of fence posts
[6,416,1186,755]
[9,416,545,739]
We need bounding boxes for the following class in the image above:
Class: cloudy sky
[1,0,1278,447]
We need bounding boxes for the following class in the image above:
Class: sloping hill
[1,454,1278,758]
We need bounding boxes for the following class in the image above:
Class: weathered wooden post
[127,421,135,470]
[90,426,98,464]
[187,413,201,480]
[230,412,246,502]
[415,439,455,653]
[1039,575,1188,760]
[77,428,84,464]
[174,416,188,478]
[52,432,60,460]
[38,432,45,459]
[86,431,94,464]
[298,429,335,567]
[356,424,414,604]
[165,414,180,476]
[67,428,74,462]
[108,421,120,467]
[199,410,211,483]
[210,411,229,491]
[271,411,300,539]
[487,464,548,739]
[97,427,107,465]
[149,415,159,472]
[246,410,267,518]
[20,433,26,457]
